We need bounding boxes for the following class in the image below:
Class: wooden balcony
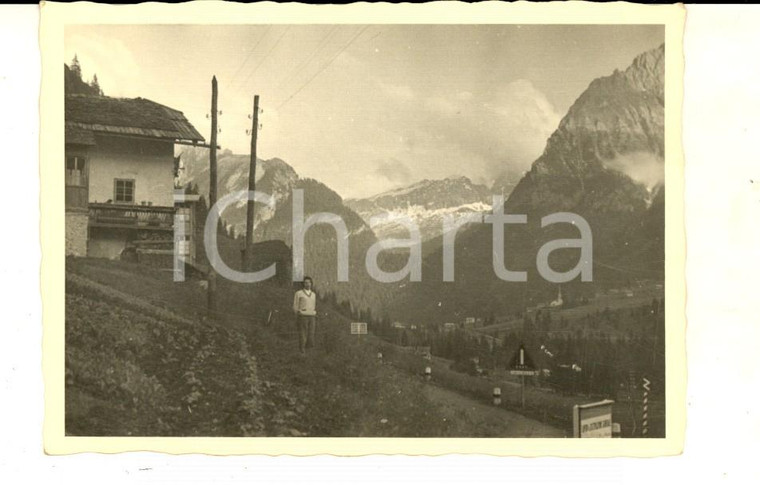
[88,203,175,231]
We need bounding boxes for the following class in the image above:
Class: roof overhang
[64,123,218,149]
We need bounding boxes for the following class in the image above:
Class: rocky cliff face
[346,177,492,241]
[491,167,525,201]
[388,45,666,323]
[506,44,665,229]
[177,147,299,235]
[531,45,663,183]
[177,147,393,317]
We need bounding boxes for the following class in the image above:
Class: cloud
[283,78,562,198]
[220,61,562,199]
[378,81,414,100]
[604,151,664,189]
[374,158,414,185]
[366,79,561,188]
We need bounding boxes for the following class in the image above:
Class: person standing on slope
[293,276,317,355]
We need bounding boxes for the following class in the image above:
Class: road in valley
[418,380,565,438]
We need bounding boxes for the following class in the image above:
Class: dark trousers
[297,314,316,353]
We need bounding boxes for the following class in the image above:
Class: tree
[486,311,495,326]
[399,330,409,347]
[90,73,103,96]
[65,62,100,96]
[71,54,82,79]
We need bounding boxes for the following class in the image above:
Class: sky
[65,24,664,199]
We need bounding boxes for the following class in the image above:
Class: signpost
[350,322,367,345]
[573,400,615,438]
[509,344,538,408]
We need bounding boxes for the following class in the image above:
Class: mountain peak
[346,176,491,241]
[624,43,664,97]
[528,44,665,181]
[390,44,666,325]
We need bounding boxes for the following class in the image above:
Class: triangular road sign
[509,344,537,375]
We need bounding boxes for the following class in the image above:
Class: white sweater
[293,289,316,316]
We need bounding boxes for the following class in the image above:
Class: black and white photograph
[43,2,685,454]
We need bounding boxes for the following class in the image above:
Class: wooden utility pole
[244,95,260,271]
[207,76,219,318]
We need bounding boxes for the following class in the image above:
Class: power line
[229,26,272,92]
[276,25,370,111]
[281,26,379,92]
[235,26,292,97]
[279,25,340,90]
[181,26,376,124]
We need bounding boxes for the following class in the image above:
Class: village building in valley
[64,94,205,265]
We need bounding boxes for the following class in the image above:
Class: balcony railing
[89,202,175,231]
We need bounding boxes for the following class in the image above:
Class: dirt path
[418,380,565,438]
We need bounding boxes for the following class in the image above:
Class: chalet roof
[65,124,96,146]
[65,94,205,144]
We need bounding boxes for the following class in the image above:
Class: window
[65,156,87,186]
[114,179,135,204]
[66,156,86,171]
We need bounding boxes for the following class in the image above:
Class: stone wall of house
[65,210,89,257]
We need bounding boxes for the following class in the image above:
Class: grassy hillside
[65,258,561,437]
[65,273,263,436]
